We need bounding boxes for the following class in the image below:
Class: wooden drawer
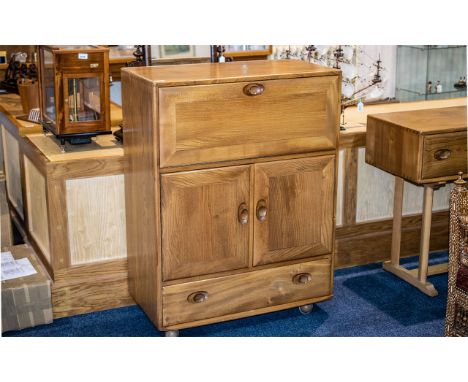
[162,257,332,326]
[422,131,467,180]
[158,76,339,167]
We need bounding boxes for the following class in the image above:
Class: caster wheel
[299,304,313,315]
[164,330,179,337]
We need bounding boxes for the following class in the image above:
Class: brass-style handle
[187,291,209,304]
[256,199,268,222]
[238,203,249,225]
[434,149,451,160]
[243,83,264,96]
[292,273,312,285]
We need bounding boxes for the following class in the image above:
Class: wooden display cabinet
[122,60,341,336]
[38,46,111,147]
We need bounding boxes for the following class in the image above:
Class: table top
[367,106,467,135]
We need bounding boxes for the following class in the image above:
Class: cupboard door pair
[161,156,335,281]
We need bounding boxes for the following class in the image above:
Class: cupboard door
[253,156,335,266]
[158,76,339,167]
[161,166,251,280]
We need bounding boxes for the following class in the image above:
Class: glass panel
[67,77,101,122]
[43,49,56,122]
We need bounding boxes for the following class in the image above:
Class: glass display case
[38,46,111,146]
[395,45,467,101]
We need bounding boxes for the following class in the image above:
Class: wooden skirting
[335,210,448,268]
[51,259,134,318]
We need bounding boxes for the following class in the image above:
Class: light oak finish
[366,106,467,184]
[66,174,127,265]
[1,127,23,219]
[159,76,338,167]
[253,156,335,265]
[0,93,133,318]
[123,60,340,333]
[162,257,331,326]
[367,105,467,296]
[23,156,51,262]
[161,166,251,280]
[335,98,466,269]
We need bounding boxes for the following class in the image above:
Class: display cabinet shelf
[396,45,466,102]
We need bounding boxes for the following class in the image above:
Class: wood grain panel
[162,257,331,326]
[66,174,127,265]
[159,76,339,167]
[253,156,335,266]
[161,166,250,280]
[23,156,50,263]
[336,149,345,226]
[122,71,161,327]
[1,126,23,218]
[52,259,133,318]
[422,132,467,180]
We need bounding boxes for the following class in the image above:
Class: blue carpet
[3,252,449,337]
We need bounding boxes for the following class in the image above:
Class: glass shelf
[396,88,467,96]
[395,45,467,101]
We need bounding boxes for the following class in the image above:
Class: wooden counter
[0,94,132,318]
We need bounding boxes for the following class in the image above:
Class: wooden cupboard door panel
[253,156,335,266]
[159,76,339,167]
[161,166,251,280]
[162,257,332,327]
[422,131,467,181]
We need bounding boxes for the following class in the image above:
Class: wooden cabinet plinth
[122,60,341,333]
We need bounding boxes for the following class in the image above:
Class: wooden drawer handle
[243,83,264,96]
[238,203,249,225]
[434,149,452,160]
[292,273,312,284]
[256,199,268,222]
[187,291,209,304]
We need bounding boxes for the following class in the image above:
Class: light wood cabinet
[122,60,341,334]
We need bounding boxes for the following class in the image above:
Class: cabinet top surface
[122,60,341,86]
[368,105,467,135]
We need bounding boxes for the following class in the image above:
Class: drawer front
[162,257,332,326]
[159,76,339,167]
[422,131,467,180]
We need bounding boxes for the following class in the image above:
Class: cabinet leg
[164,330,179,337]
[299,304,314,314]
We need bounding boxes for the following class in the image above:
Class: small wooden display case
[38,46,111,147]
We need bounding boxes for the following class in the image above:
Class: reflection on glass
[67,77,101,122]
[43,49,56,121]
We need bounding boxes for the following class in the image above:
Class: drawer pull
[238,203,249,225]
[243,83,264,96]
[256,199,268,222]
[187,291,209,304]
[293,273,312,284]
[434,149,452,161]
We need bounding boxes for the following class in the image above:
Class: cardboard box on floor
[1,244,53,333]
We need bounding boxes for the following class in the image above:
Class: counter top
[0,93,123,162]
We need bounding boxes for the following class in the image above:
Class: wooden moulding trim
[162,254,332,287]
[158,149,338,174]
[53,258,129,284]
[338,131,366,149]
[162,294,333,331]
[336,210,449,239]
[46,156,125,180]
